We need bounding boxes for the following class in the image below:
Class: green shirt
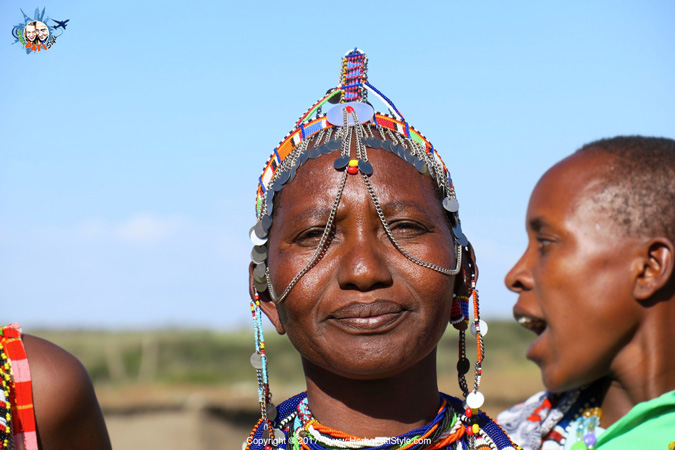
[596,390,675,449]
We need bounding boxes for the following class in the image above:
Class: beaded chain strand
[249,294,275,446]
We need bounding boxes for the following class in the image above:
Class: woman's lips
[328,300,407,332]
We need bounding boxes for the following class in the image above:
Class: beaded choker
[291,395,463,449]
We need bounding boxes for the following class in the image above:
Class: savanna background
[36,324,540,449]
[2,0,673,448]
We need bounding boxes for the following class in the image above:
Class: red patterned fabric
[1,324,39,450]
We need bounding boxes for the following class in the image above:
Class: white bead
[470,319,488,337]
[466,391,485,409]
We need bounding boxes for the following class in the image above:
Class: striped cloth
[0,324,39,450]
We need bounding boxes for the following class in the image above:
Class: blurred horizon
[2,0,674,330]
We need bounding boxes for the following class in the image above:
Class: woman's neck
[599,303,675,427]
[301,351,443,439]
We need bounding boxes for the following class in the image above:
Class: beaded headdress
[248,48,488,443]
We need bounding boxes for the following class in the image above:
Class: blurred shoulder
[23,334,112,450]
[23,334,93,397]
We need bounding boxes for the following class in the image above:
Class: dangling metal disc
[358,160,373,175]
[369,137,384,149]
[334,155,350,170]
[251,245,268,264]
[261,215,273,232]
[443,197,460,213]
[273,428,285,443]
[326,101,375,126]
[326,138,342,151]
[470,319,489,337]
[415,159,429,175]
[254,279,268,292]
[253,271,266,284]
[250,352,263,369]
[253,263,267,282]
[453,223,469,246]
[266,403,277,421]
[466,391,485,409]
[308,147,321,159]
[277,170,291,186]
[250,225,268,246]
[254,221,268,238]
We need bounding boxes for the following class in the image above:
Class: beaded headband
[247,49,488,441]
[250,49,471,300]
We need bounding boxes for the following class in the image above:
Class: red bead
[346,106,354,113]
[347,166,358,175]
[466,425,474,436]
[465,408,472,417]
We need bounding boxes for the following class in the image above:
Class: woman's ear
[249,262,286,335]
[454,242,478,297]
[634,238,675,301]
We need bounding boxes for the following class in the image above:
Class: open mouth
[516,315,547,335]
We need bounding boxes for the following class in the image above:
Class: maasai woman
[498,137,675,450]
[245,49,519,450]
[0,323,112,450]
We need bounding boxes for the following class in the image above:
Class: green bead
[571,441,589,450]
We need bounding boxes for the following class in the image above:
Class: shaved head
[576,136,675,242]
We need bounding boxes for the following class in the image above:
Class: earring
[455,272,487,411]
[248,293,275,444]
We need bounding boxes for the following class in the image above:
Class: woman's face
[258,147,460,380]
[25,25,36,42]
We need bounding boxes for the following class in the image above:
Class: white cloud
[116,214,184,245]
[76,214,186,246]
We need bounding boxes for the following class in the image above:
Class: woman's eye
[390,221,429,237]
[536,236,554,251]
[295,227,329,246]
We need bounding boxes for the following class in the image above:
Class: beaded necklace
[497,384,605,450]
[245,392,520,450]
[290,396,463,450]
[566,407,601,450]
[0,336,12,450]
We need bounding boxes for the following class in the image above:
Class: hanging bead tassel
[249,293,275,447]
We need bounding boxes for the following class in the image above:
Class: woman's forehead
[274,148,442,217]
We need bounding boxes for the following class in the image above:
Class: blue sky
[2,0,674,330]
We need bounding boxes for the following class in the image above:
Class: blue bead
[584,433,597,447]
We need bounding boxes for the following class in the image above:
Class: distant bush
[30,320,536,391]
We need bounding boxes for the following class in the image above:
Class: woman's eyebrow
[381,200,435,220]
[287,206,333,223]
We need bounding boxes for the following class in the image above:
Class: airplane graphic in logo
[51,19,69,30]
